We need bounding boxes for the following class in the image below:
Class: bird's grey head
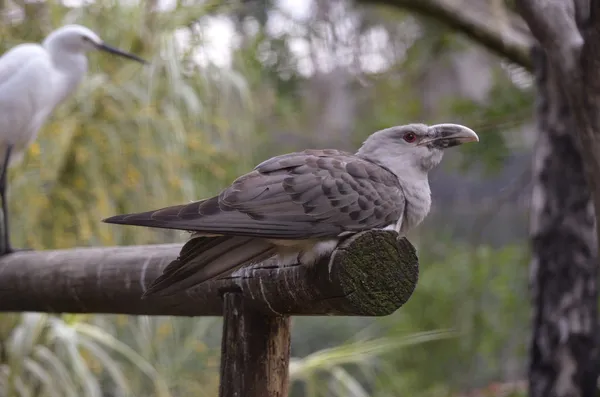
[42,24,147,64]
[356,123,479,175]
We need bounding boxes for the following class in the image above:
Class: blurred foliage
[374,241,529,395]
[0,0,536,396]
[87,315,223,396]
[0,313,170,397]
[284,239,529,397]
[445,75,534,175]
[289,330,458,397]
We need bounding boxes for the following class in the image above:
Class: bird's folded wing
[141,235,277,297]
[103,149,405,239]
[0,44,49,88]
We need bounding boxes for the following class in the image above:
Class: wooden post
[219,291,291,397]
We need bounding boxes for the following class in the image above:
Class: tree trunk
[528,45,599,397]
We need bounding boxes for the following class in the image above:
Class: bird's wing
[103,149,405,240]
[142,235,277,297]
[0,44,48,88]
[0,44,55,150]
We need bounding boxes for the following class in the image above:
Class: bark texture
[219,292,291,397]
[528,46,599,397]
[0,230,419,317]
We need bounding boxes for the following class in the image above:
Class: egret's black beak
[421,123,479,149]
[96,43,148,64]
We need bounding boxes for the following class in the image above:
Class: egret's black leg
[0,145,30,256]
[0,145,13,255]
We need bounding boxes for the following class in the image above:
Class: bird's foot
[0,247,33,256]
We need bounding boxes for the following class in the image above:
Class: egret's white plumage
[0,24,147,254]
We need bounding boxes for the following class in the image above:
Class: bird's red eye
[403,132,417,143]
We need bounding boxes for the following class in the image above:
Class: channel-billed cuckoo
[103,123,478,297]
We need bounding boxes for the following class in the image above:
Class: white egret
[0,24,147,255]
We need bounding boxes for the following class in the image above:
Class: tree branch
[516,0,583,74]
[0,230,419,317]
[357,0,534,69]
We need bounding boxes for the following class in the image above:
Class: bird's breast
[399,179,432,234]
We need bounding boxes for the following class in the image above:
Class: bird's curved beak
[421,123,479,148]
[96,42,148,64]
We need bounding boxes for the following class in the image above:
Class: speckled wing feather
[103,149,405,239]
[141,235,277,297]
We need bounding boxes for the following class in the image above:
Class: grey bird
[103,123,478,297]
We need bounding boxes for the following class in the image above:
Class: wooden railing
[0,230,419,397]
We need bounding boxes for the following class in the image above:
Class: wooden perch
[0,230,419,317]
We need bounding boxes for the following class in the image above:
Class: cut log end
[330,232,419,316]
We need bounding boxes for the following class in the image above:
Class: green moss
[334,232,419,316]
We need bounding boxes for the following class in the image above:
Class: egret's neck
[47,50,88,108]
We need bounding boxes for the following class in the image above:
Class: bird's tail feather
[143,236,276,298]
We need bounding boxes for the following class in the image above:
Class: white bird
[0,24,147,255]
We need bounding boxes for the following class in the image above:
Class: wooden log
[219,292,290,397]
[0,230,419,317]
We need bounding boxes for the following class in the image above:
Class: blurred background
[0,0,533,396]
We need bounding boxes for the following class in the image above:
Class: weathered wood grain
[219,292,290,397]
[0,230,419,317]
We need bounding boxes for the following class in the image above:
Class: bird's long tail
[143,235,276,298]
